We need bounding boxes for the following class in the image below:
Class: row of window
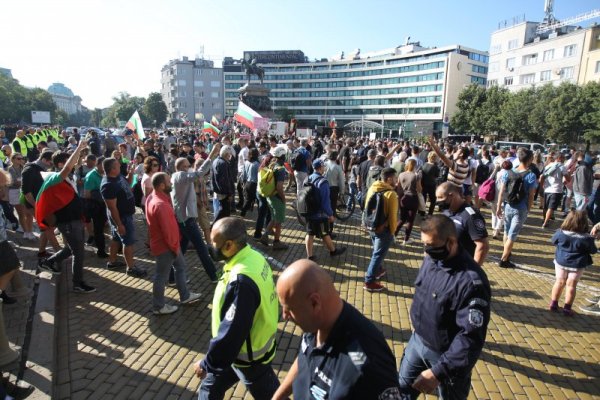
[488,66,574,86]
[224,84,445,98]
[173,102,221,109]
[272,107,442,116]
[174,80,221,88]
[270,96,443,107]
[471,65,488,74]
[226,61,446,81]
[490,45,579,73]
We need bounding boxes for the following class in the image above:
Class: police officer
[11,130,28,160]
[398,215,491,399]
[435,182,489,266]
[192,217,280,399]
[274,259,401,400]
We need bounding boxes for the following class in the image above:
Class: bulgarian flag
[211,115,220,127]
[35,173,77,229]
[234,101,262,129]
[203,121,220,138]
[125,110,145,139]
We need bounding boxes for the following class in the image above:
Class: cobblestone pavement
[46,202,600,400]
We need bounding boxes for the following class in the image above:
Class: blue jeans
[199,362,279,400]
[254,194,271,236]
[503,203,527,241]
[153,251,190,311]
[212,197,231,224]
[399,333,471,400]
[49,219,86,285]
[573,192,589,211]
[365,230,393,283]
[179,218,217,280]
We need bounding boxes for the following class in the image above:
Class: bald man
[435,182,489,266]
[274,260,401,400]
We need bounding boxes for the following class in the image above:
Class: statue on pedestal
[241,59,265,85]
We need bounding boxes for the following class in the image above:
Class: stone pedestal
[238,84,273,119]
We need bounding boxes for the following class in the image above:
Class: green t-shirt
[84,169,102,192]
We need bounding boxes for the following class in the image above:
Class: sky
[1,0,599,109]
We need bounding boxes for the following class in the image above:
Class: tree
[501,87,535,141]
[90,108,104,127]
[102,92,146,127]
[275,107,294,123]
[477,85,508,136]
[580,81,600,144]
[450,84,486,134]
[546,82,584,144]
[143,92,168,127]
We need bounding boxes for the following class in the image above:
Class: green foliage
[0,74,60,124]
[453,81,600,144]
[101,92,147,127]
[143,92,168,127]
[275,107,295,123]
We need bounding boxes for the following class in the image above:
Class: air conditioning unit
[554,68,562,75]
[508,67,514,72]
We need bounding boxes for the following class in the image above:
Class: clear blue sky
[1,0,598,109]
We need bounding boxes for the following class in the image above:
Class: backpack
[475,161,491,184]
[258,164,281,197]
[506,170,528,206]
[362,190,391,233]
[438,164,449,184]
[366,167,382,190]
[478,177,496,202]
[290,149,304,171]
[297,176,324,217]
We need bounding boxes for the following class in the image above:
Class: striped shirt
[447,159,470,187]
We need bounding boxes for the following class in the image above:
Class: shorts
[0,240,21,276]
[544,192,562,211]
[554,260,585,282]
[503,203,527,241]
[267,196,285,224]
[8,189,20,206]
[110,213,136,246]
[306,219,331,238]
[462,184,473,197]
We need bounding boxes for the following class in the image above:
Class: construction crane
[536,0,600,34]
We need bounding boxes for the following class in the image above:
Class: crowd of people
[0,122,599,399]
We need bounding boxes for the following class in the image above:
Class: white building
[47,82,82,115]
[160,57,224,124]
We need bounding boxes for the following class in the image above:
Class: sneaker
[498,260,516,269]
[579,303,600,315]
[549,303,559,312]
[330,247,347,257]
[253,232,262,239]
[181,292,202,305]
[86,236,95,245]
[272,241,288,250]
[96,251,109,259]
[585,295,600,304]
[106,261,126,269]
[376,269,387,280]
[364,282,385,292]
[73,282,97,294]
[37,251,52,258]
[260,234,270,246]
[492,230,499,240]
[126,267,147,278]
[153,304,179,315]
[24,232,36,241]
[403,239,413,246]
[38,259,61,275]
[562,308,574,317]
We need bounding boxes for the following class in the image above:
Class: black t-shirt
[21,162,45,198]
[100,175,136,217]
[444,203,488,256]
[358,159,372,191]
[421,163,440,189]
[293,302,401,400]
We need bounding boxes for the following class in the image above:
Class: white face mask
[188,168,195,173]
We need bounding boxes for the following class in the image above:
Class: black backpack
[506,170,528,206]
[475,161,491,184]
[362,190,391,233]
[290,150,304,171]
[297,177,323,217]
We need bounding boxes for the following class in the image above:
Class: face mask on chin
[208,245,227,262]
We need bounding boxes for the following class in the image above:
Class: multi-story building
[0,67,12,78]
[487,19,600,91]
[47,82,82,115]
[160,57,224,124]
[222,45,488,135]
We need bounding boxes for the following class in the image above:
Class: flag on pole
[211,115,220,127]
[203,122,220,138]
[234,102,262,129]
[125,110,145,139]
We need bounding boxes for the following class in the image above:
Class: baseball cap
[312,159,324,169]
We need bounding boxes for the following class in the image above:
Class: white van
[495,141,545,153]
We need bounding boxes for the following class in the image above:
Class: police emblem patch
[474,218,486,231]
[468,309,484,327]
[379,387,401,399]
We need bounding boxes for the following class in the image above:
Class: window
[543,49,554,61]
[489,62,499,73]
[563,44,577,57]
[487,79,498,87]
[508,39,519,50]
[210,81,221,88]
[520,74,535,84]
[490,44,502,55]
[471,65,487,74]
[177,80,187,86]
[178,90,187,97]
[194,91,204,98]
[540,70,552,82]
[506,58,515,69]
[195,69,202,76]
[504,76,513,86]
[595,61,600,74]
[194,80,204,87]
[211,92,219,98]
[522,54,537,66]
[560,66,574,80]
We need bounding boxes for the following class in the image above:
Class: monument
[238,58,272,118]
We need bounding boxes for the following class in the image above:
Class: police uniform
[199,245,280,399]
[399,248,491,400]
[444,204,488,257]
[294,301,401,400]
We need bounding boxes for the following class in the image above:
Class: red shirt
[145,191,180,256]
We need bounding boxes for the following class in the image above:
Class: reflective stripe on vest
[24,136,34,148]
[211,245,278,366]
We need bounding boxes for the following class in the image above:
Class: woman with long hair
[396,159,421,245]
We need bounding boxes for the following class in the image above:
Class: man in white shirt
[541,153,569,228]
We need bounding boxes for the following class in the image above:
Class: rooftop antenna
[536,0,600,34]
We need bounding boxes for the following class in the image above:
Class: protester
[260,146,288,250]
[83,156,108,258]
[211,145,235,223]
[396,159,421,245]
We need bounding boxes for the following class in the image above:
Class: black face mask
[424,240,450,261]
[436,200,451,211]
[208,245,227,262]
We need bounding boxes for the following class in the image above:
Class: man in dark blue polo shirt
[435,182,489,266]
[273,260,401,400]
[398,215,491,399]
